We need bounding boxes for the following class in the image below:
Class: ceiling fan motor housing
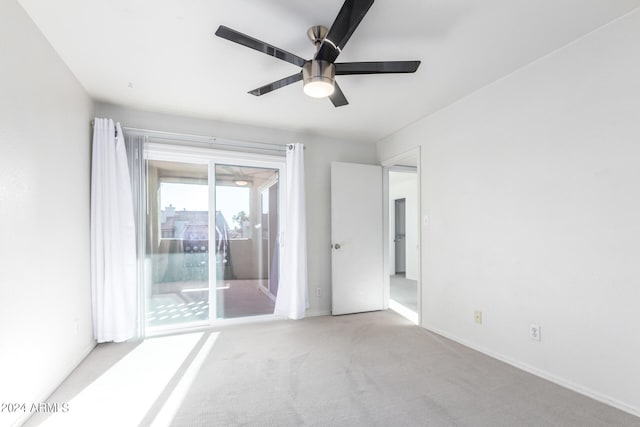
[302,60,336,97]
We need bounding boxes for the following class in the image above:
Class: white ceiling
[17,0,640,143]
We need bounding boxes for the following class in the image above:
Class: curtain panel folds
[274,143,309,319]
[124,134,146,338]
[91,118,137,342]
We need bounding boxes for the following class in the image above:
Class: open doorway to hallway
[385,153,420,324]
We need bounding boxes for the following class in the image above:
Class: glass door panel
[142,149,284,333]
[214,164,279,319]
[145,160,210,330]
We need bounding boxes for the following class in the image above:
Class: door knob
[334,243,341,250]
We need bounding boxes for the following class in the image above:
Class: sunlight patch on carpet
[41,332,204,427]
[389,299,418,324]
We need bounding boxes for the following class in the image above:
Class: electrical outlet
[530,324,541,341]
[474,310,482,324]
[316,287,322,297]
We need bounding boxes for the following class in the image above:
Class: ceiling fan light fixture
[302,60,335,98]
[304,80,335,98]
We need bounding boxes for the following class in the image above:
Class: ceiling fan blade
[215,25,306,67]
[248,72,303,96]
[329,82,349,107]
[335,61,421,75]
[316,0,375,63]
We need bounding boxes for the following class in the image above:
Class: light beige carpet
[27,311,640,427]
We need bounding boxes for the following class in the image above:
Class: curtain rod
[90,121,291,153]
[125,127,289,153]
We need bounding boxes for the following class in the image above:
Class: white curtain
[274,143,309,319]
[91,118,137,342]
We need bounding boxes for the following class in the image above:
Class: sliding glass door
[145,160,211,329]
[214,164,280,319]
[143,145,284,333]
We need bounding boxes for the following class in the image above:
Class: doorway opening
[384,151,420,324]
[394,198,407,275]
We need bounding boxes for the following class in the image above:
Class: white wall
[95,103,378,316]
[377,9,640,416]
[0,1,95,425]
[388,171,418,280]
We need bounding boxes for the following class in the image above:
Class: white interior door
[331,162,384,315]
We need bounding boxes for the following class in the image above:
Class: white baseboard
[423,325,640,419]
[305,309,331,318]
[13,341,96,427]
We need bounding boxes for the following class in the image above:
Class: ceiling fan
[215,0,421,107]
